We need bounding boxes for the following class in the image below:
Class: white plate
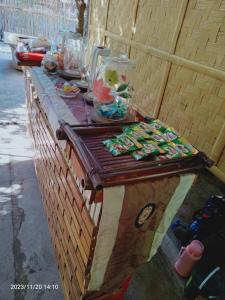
[76,80,88,89]
[58,90,80,98]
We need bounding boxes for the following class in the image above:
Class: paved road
[0,43,63,300]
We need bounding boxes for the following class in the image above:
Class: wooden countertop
[24,67,81,136]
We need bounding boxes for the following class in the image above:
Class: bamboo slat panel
[106,0,137,39]
[88,27,105,48]
[175,0,225,71]
[89,0,109,30]
[105,37,130,55]
[159,65,225,159]
[129,47,167,116]
[88,0,225,177]
[133,0,183,51]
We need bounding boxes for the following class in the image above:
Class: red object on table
[16,52,44,62]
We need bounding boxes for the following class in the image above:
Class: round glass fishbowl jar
[93,55,135,121]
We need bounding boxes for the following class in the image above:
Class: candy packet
[148,119,167,132]
[150,130,167,144]
[160,143,182,158]
[123,127,151,141]
[171,143,192,156]
[102,138,129,156]
[173,137,198,155]
[163,127,179,142]
[130,122,154,133]
[131,140,165,160]
[103,134,142,156]
[116,134,143,150]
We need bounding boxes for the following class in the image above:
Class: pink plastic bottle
[174,240,204,277]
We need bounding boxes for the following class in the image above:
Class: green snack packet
[163,127,179,142]
[103,138,130,156]
[131,140,165,160]
[143,140,166,153]
[102,138,115,148]
[172,143,192,156]
[174,137,198,155]
[148,119,167,132]
[103,133,143,156]
[116,133,143,151]
[150,130,167,144]
[160,143,182,158]
[131,149,147,160]
[132,122,154,133]
[125,128,151,141]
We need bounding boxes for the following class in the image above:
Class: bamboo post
[75,0,87,36]
[103,0,111,46]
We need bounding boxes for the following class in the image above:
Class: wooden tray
[56,121,212,190]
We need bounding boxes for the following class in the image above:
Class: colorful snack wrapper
[124,128,151,141]
[131,140,165,160]
[102,138,129,156]
[173,137,198,155]
[170,142,192,156]
[132,122,154,133]
[163,127,179,142]
[148,119,167,132]
[116,134,143,150]
[103,133,142,156]
[150,130,167,144]
[102,138,114,148]
[131,149,150,160]
[160,143,182,158]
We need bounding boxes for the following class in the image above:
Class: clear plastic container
[63,31,82,76]
[93,55,134,121]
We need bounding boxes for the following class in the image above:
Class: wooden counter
[24,67,210,300]
[24,67,100,299]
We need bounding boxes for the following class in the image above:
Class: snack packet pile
[102,119,198,160]
[103,134,142,156]
[131,140,165,160]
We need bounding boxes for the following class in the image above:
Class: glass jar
[63,31,82,76]
[93,55,134,121]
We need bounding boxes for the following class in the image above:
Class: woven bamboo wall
[88,0,225,180]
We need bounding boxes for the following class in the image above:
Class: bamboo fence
[0,0,77,39]
[88,0,225,181]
